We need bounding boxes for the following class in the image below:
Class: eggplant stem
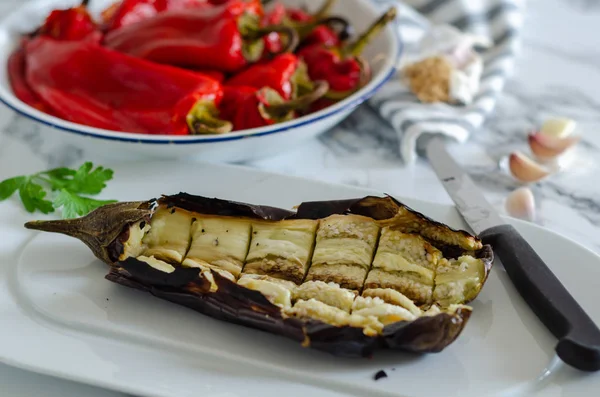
[262,80,329,119]
[25,218,84,236]
[186,101,233,135]
[24,201,151,264]
[342,6,397,57]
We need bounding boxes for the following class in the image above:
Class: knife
[425,137,600,372]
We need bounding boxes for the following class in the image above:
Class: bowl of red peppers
[0,0,400,162]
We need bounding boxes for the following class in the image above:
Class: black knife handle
[480,224,600,371]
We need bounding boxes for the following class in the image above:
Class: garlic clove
[540,118,576,138]
[506,189,536,222]
[505,187,536,222]
[509,151,551,183]
[528,132,580,159]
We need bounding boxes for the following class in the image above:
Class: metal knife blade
[424,138,504,235]
[424,137,600,372]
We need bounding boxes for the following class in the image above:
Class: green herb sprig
[0,162,117,219]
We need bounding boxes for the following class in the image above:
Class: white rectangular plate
[2,160,600,397]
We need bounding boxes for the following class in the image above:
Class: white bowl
[0,0,401,163]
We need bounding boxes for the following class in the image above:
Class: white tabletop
[1,0,600,395]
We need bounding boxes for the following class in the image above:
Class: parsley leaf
[0,162,116,218]
[53,189,117,219]
[42,167,77,190]
[0,176,26,201]
[43,167,77,180]
[42,162,114,194]
[18,178,54,214]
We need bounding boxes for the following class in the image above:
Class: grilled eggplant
[24,194,494,357]
[244,219,318,284]
[306,214,380,290]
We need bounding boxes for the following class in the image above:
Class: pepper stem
[247,25,300,58]
[313,0,337,19]
[81,0,90,7]
[342,6,397,57]
[294,57,370,101]
[240,14,300,60]
[186,101,233,135]
[290,16,350,42]
[285,0,336,20]
[259,80,330,121]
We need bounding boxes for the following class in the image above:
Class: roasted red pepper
[298,7,396,98]
[299,46,366,93]
[7,41,55,115]
[101,0,168,31]
[218,86,271,130]
[219,81,328,131]
[225,53,300,100]
[285,7,310,22]
[100,0,243,31]
[38,0,98,41]
[103,0,297,73]
[8,0,102,116]
[285,0,344,47]
[188,68,226,83]
[261,2,286,55]
[300,20,348,48]
[24,36,230,135]
[261,0,348,53]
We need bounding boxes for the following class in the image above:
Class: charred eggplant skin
[24,193,494,357]
[107,257,472,357]
[161,193,296,221]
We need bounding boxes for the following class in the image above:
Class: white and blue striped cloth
[367,0,524,163]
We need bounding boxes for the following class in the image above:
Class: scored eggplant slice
[305,214,380,290]
[243,219,318,284]
[183,215,252,279]
[142,206,194,264]
[24,193,494,357]
[364,228,441,306]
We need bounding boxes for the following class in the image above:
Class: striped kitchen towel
[366,0,525,164]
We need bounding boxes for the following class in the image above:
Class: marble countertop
[1,0,599,395]
[245,0,600,253]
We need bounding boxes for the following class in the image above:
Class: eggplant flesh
[24,194,494,357]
